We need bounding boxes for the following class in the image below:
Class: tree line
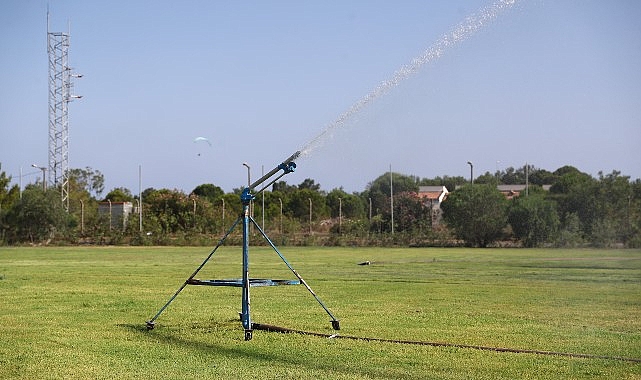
[1,163,639,248]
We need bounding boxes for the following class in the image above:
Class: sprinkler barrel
[249,150,300,191]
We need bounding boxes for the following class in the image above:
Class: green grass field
[1,246,640,379]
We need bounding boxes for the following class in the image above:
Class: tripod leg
[251,218,340,330]
[146,281,189,330]
[146,216,242,329]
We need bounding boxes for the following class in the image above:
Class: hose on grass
[252,323,641,363]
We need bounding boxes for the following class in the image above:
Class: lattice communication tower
[47,13,81,210]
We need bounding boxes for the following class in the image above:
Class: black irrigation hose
[252,323,641,363]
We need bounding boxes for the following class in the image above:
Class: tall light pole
[338,197,342,235]
[31,164,46,191]
[242,162,252,221]
[390,164,394,235]
[138,164,143,233]
[467,161,474,184]
[242,163,251,187]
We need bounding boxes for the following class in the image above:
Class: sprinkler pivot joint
[241,188,255,205]
[279,161,296,174]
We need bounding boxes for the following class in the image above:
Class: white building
[98,202,133,230]
[417,186,449,226]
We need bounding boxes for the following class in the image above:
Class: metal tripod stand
[145,151,340,340]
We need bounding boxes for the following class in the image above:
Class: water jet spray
[298,0,518,159]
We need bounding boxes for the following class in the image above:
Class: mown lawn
[0,246,640,379]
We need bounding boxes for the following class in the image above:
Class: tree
[483,165,555,186]
[628,179,641,247]
[508,194,560,247]
[68,167,105,198]
[220,192,242,218]
[386,192,431,234]
[143,189,193,234]
[475,171,499,186]
[0,165,21,243]
[556,212,585,247]
[187,194,222,235]
[298,178,321,192]
[288,188,328,222]
[419,175,467,192]
[441,184,508,247]
[272,181,297,193]
[104,187,134,202]
[4,186,71,244]
[326,188,366,219]
[0,165,20,213]
[192,184,224,203]
[500,167,523,185]
[577,170,638,247]
[366,172,419,224]
[549,166,597,238]
[528,167,556,186]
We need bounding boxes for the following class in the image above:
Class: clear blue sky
[1,0,640,195]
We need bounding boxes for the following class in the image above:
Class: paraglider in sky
[194,137,212,146]
[194,137,212,156]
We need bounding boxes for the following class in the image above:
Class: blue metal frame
[240,194,252,337]
[146,152,340,340]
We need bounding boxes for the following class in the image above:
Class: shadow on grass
[118,322,402,379]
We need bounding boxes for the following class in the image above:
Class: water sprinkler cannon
[146,149,339,340]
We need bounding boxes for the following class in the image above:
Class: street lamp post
[242,163,251,187]
[467,161,474,184]
[31,164,46,191]
[242,162,252,222]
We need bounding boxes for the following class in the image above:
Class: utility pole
[390,164,394,235]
